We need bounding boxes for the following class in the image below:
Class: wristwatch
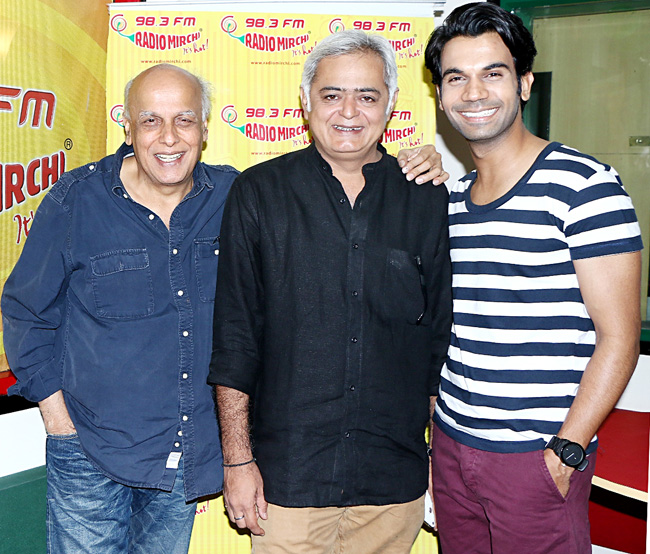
[545,436,588,472]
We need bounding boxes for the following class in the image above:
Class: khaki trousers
[251,495,425,554]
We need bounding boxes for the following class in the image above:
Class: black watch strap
[546,435,568,453]
[545,436,588,472]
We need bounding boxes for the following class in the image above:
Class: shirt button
[174,442,180,448]
[182,415,189,421]
[148,214,155,220]
[352,290,358,297]
[352,243,359,249]
[177,290,184,296]
[172,248,178,255]
[182,373,188,379]
[350,337,358,343]
[339,198,346,204]
[89,165,95,170]
[214,249,219,255]
[350,385,355,391]
[122,193,129,199]
[183,330,189,337]
[177,430,183,437]
[345,432,350,438]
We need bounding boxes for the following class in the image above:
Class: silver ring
[234,515,245,521]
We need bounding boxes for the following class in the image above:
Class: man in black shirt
[209,29,452,553]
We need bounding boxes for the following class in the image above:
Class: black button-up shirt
[209,144,451,507]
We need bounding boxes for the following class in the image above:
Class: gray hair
[123,63,213,122]
[301,30,398,115]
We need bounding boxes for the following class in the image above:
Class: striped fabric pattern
[435,142,643,453]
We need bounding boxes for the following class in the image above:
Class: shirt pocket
[194,236,220,303]
[382,248,428,325]
[90,249,154,319]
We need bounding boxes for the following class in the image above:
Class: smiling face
[123,66,207,193]
[437,32,533,147]
[300,51,396,168]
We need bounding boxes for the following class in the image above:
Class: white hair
[301,30,398,115]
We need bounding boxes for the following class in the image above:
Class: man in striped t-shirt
[424,3,642,553]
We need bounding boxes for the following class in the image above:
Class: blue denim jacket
[2,143,238,501]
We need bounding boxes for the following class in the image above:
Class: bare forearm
[429,395,437,418]
[562,252,642,448]
[39,390,75,434]
[216,385,268,534]
[543,251,640,497]
[216,385,253,463]
[429,395,437,441]
[558,334,639,448]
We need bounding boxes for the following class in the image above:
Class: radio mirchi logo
[221,105,309,143]
[110,13,203,51]
[220,15,311,53]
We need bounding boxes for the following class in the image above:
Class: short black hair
[424,2,537,86]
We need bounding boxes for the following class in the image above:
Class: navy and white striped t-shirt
[434,142,643,453]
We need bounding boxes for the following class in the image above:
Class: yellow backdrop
[106,4,436,168]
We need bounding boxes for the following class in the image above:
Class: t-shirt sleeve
[564,168,643,260]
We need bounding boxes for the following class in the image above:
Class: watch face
[561,443,585,468]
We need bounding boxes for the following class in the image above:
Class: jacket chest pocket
[194,237,219,302]
[90,249,154,319]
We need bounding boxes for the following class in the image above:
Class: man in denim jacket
[2,64,238,553]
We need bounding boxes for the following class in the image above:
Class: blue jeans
[46,433,196,554]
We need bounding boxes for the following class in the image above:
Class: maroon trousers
[432,423,595,554]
